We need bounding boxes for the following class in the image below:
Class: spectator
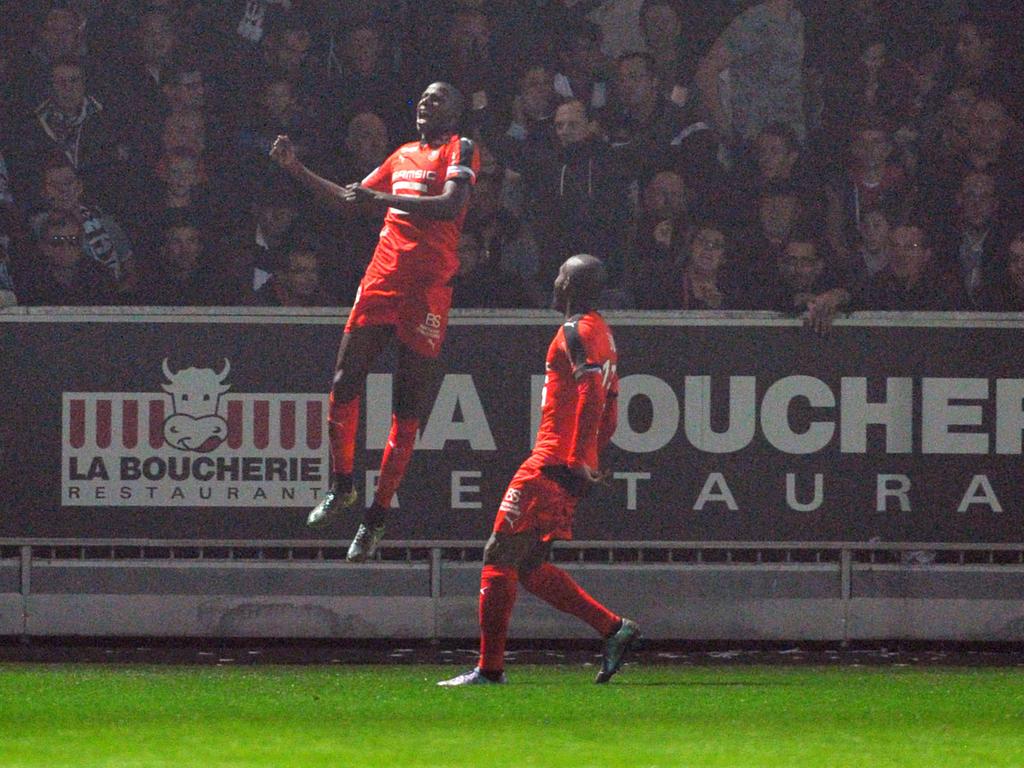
[844,205,895,295]
[696,0,807,146]
[853,218,964,310]
[28,157,136,293]
[0,210,18,306]
[632,170,689,308]
[935,172,1009,308]
[604,52,719,189]
[726,121,808,227]
[463,147,542,307]
[13,6,89,110]
[254,237,336,307]
[136,216,235,306]
[639,1,687,96]
[16,58,126,210]
[113,8,180,127]
[755,232,850,323]
[451,231,532,309]
[978,230,1024,311]
[674,222,741,310]
[519,99,631,289]
[19,212,118,306]
[553,21,609,113]
[825,123,909,257]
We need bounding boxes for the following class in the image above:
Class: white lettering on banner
[786,473,824,512]
[995,379,1024,454]
[693,473,738,511]
[613,472,651,510]
[957,475,1002,512]
[365,373,495,450]
[62,359,327,507]
[684,376,756,453]
[365,470,399,508]
[451,471,482,509]
[922,378,989,454]
[761,376,836,454]
[839,377,913,453]
[614,375,679,453]
[877,474,912,512]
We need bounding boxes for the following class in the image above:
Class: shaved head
[553,254,607,314]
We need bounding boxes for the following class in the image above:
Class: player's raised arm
[269,134,360,212]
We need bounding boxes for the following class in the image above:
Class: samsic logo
[62,359,327,507]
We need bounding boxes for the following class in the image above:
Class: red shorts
[492,458,579,542]
[344,280,452,359]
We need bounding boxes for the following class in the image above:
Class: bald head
[553,254,607,314]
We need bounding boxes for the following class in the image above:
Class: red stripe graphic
[122,400,138,449]
[149,399,165,448]
[280,401,296,450]
[227,400,243,449]
[95,400,112,449]
[69,400,85,448]
[253,400,270,449]
[306,400,322,450]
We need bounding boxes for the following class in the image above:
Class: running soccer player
[439,255,639,686]
[270,82,479,561]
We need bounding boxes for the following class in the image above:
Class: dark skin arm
[270,134,471,221]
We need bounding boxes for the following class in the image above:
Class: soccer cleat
[346,522,387,562]
[437,668,507,686]
[595,618,640,684]
[306,487,358,528]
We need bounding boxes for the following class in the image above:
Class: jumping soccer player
[439,255,639,686]
[270,82,478,561]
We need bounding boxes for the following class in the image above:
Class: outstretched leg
[308,325,392,529]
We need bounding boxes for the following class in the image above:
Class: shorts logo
[498,486,522,528]
[62,358,328,508]
[417,312,444,349]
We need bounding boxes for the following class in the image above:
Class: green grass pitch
[2,663,1024,767]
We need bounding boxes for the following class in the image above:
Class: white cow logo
[161,358,231,452]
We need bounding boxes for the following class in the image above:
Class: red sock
[371,415,418,508]
[520,563,619,637]
[478,564,518,672]
[327,392,359,478]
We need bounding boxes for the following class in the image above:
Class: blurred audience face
[270,28,312,79]
[448,11,491,59]
[42,165,83,212]
[1006,234,1024,291]
[346,113,389,169]
[50,63,86,114]
[968,99,1011,156]
[689,227,727,274]
[615,56,656,110]
[41,219,84,270]
[642,171,686,220]
[41,9,83,58]
[162,224,202,274]
[456,232,482,277]
[858,209,890,253]
[164,70,206,112]
[162,110,206,155]
[958,173,996,230]
[343,26,382,77]
[261,80,298,122]
[850,128,893,170]
[280,250,321,301]
[554,101,591,147]
[518,66,555,120]
[779,240,824,291]
[139,10,176,65]
[759,192,800,243]
[641,3,681,51]
[954,21,993,73]
[560,29,603,79]
[860,41,886,73]
[255,201,297,240]
[755,130,798,182]
[888,225,930,280]
[165,153,199,198]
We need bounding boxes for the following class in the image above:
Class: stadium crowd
[1,0,1023,315]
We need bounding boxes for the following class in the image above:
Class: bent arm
[360,178,472,221]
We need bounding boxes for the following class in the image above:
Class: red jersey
[532,312,619,471]
[360,134,478,290]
